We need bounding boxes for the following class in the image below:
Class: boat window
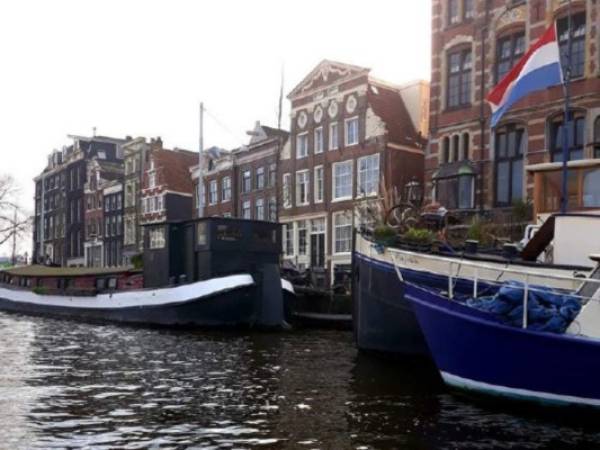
[216,224,242,242]
[149,227,166,249]
[583,169,600,208]
[197,222,208,246]
[96,278,106,291]
[253,228,277,245]
[108,278,117,290]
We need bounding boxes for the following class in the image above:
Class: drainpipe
[478,0,492,213]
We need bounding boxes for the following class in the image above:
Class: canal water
[1,313,600,449]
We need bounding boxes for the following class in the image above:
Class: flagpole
[198,101,205,218]
[560,0,572,214]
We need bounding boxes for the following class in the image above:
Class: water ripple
[0,313,597,448]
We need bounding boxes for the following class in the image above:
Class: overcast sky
[0,0,431,255]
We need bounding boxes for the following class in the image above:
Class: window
[496,32,525,82]
[452,135,460,162]
[330,122,339,150]
[242,200,251,219]
[442,137,450,163]
[314,127,324,154]
[434,174,475,210]
[269,196,277,221]
[537,166,600,212]
[594,117,600,159]
[447,49,472,108]
[550,113,585,162]
[149,227,165,249]
[148,171,156,189]
[209,180,218,204]
[463,0,474,20]
[256,167,265,189]
[495,124,525,206]
[448,0,459,25]
[462,133,470,160]
[296,170,309,206]
[297,132,308,158]
[222,176,231,202]
[269,163,277,187]
[297,220,307,255]
[255,198,264,221]
[358,154,380,196]
[558,13,586,79]
[333,212,352,254]
[314,166,324,203]
[242,170,252,193]
[283,173,292,208]
[283,224,293,256]
[333,160,353,200]
[345,117,359,146]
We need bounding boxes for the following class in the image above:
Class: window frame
[314,127,324,154]
[296,132,309,159]
[494,124,525,207]
[209,179,218,205]
[446,47,472,109]
[329,122,339,150]
[332,211,352,255]
[295,169,310,206]
[314,165,324,203]
[332,160,353,202]
[345,117,359,147]
[357,154,380,197]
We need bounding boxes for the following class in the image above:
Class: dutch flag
[487,23,564,128]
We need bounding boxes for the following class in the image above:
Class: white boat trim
[0,274,255,310]
[281,278,295,294]
[441,371,600,407]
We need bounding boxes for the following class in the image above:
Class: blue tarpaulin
[466,280,581,333]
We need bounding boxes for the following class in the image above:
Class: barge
[0,217,292,328]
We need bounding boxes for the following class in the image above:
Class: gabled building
[122,137,161,264]
[33,135,127,266]
[279,59,428,282]
[83,158,123,267]
[191,122,289,221]
[140,147,198,226]
[427,0,600,219]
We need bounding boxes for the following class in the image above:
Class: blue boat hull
[406,283,600,407]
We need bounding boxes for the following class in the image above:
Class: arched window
[452,135,460,162]
[557,12,586,79]
[447,47,472,108]
[462,132,470,160]
[442,137,450,163]
[594,117,600,159]
[495,124,525,206]
[496,32,525,82]
[550,111,585,162]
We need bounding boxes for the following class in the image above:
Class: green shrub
[403,227,434,244]
[466,217,483,242]
[32,286,47,295]
[131,254,143,269]
[373,225,397,245]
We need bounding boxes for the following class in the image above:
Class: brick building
[279,60,428,281]
[191,122,289,220]
[33,135,126,266]
[83,158,123,267]
[140,147,198,226]
[103,180,125,266]
[427,0,600,218]
[122,137,160,264]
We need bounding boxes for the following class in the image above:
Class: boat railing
[388,247,600,329]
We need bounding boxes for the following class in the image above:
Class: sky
[0,0,431,255]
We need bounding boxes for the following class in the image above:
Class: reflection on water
[0,312,598,449]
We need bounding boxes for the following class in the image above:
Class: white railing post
[473,268,479,299]
[522,274,529,329]
[448,261,454,300]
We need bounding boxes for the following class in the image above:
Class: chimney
[150,137,163,151]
